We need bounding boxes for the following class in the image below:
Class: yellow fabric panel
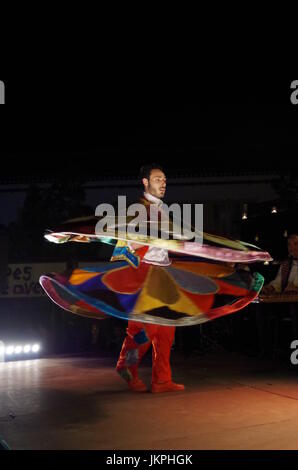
[133,266,202,316]
[114,240,127,248]
[146,266,180,304]
[69,269,99,286]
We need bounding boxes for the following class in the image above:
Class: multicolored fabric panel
[40,260,264,326]
[43,215,272,264]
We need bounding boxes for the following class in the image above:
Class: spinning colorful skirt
[39,215,272,326]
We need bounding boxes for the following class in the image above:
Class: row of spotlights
[5,344,40,355]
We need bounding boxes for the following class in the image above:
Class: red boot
[117,367,148,392]
[151,381,185,393]
[128,378,148,392]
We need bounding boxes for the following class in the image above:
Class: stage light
[271,206,277,214]
[264,261,270,265]
[5,346,14,355]
[242,203,248,220]
[0,342,4,362]
[1,341,42,361]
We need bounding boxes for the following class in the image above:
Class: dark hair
[139,163,164,181]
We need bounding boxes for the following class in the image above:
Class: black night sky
[1,73,298,179]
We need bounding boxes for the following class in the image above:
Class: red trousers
[116,320,175,384]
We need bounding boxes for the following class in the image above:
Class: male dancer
[114,164,185,393]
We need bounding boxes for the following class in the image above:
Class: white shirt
[129,192,171,267]
[268,260,298,293]
[143,191,164,209]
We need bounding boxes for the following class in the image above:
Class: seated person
[262,232,298,295]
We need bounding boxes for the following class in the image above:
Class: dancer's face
[143,169,167,200]
[288,234,298,258]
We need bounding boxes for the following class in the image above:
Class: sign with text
[0,263,66,298]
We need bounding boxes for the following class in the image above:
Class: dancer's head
[139,163,166,200]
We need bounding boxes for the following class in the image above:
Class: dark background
[1,73,297,179]
[1,70,298,359]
